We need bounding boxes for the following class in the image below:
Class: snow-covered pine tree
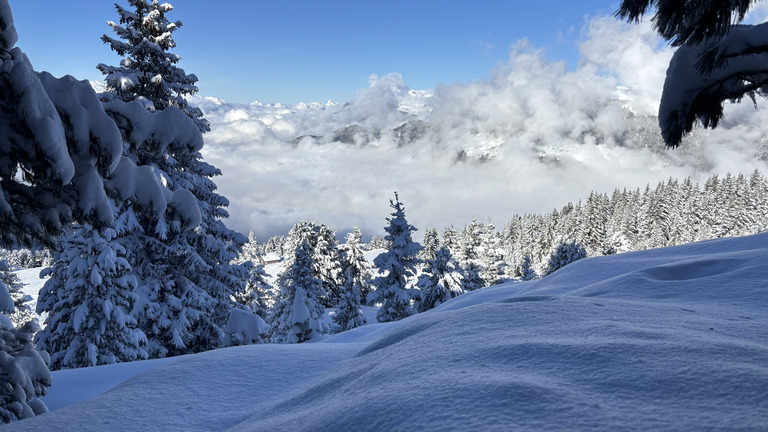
[517,255,538,281]
[0,0,175,420]
[543,241,587,277]
[416,246,465,313]
[0,259,46,422]
[238,230,262,264]
[264,235,286,256]
[583,192,610,256]
[441,226,460,257]
[98,0,209,132]
[281,222,316,273]
[0,262,33,328]
[366,235,390,251]
[35,224,147,370]
[234,262,274,319]
[458,219,486,291]
[338,227,374,305]
[479,222,507,286]
[313,225,344,307]
[98,1,247,357]
[332,276,366,333]
[333,228,371,332]
[269,240,327,343]
[281,222,344,307]
[369,193,422,323]
[0,307,50,423]
[418,228,440,263]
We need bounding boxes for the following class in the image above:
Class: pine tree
[367,235,391,251]
[35,225,147,370]
[264,235,286,256]
[282,222,344,307]
[0,1,172,420]
[333,228,371,332]
[0,313,50,423]
[313,225,344,307]
[441,226,460,258]
[458,219,486,291]
[543,241,587,277]
[238,230,262,264]
[416,247,465,313]
[99,103,230,358]
[98,0,209,132]
[418,228,440,263]
[269,240,327,343]
[479,222,507,286]
[98,1,247,358]
[333,277,366,333]
[0,261,33,328]
[517,255,538,281]
[369,193,422,323]
[583,192,610,255]
[234,262,274,320]
[338,227,374,304]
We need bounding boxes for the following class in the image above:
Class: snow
[223,309,267,346]
[6,233,768,430]
[0,0,18,49]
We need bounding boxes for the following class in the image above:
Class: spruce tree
[98,0,209,132]
[234,262,274,320]
[238,230,262,264]
[313,225,344,307]
[369,193,422,323]
[441,226,460,257]
[333,228,371,332]
[282,222,344,307]
[338,227,374,304]
[367,235,390,251]
[416,246,465,313]
[0,262,33,328]
[333,277,366,333]
[517,255,538,281]
[418,228,440,263]
[543,241,587,277]
[35,224,147,370]
[0,1,171,420]
[264,235,286,256]
[479,222,507,286]
[458,219,486,291]
[269,240,327,343]
[99,0,247,357]
[0,312,49,423]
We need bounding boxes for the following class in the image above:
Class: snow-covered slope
[6,234,768,431]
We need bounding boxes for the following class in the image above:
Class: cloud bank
[197,16,768,241]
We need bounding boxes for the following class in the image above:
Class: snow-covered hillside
[6,234,767,431]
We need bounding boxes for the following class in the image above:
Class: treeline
[253,170,768,279]
[229,170,768,344]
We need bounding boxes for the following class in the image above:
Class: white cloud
[198,14,768,242]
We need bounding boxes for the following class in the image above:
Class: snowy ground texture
[7,234,768,431]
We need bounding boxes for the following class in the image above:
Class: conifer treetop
[98,0,209,132]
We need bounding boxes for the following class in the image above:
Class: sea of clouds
[196,15,768,241]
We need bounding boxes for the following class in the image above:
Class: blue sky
[10,1,620,104]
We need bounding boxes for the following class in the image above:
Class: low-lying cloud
[197,16,768,242]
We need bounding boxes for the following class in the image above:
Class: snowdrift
[7,234,768,431]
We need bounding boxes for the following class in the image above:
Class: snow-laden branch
[660,22,768,146]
